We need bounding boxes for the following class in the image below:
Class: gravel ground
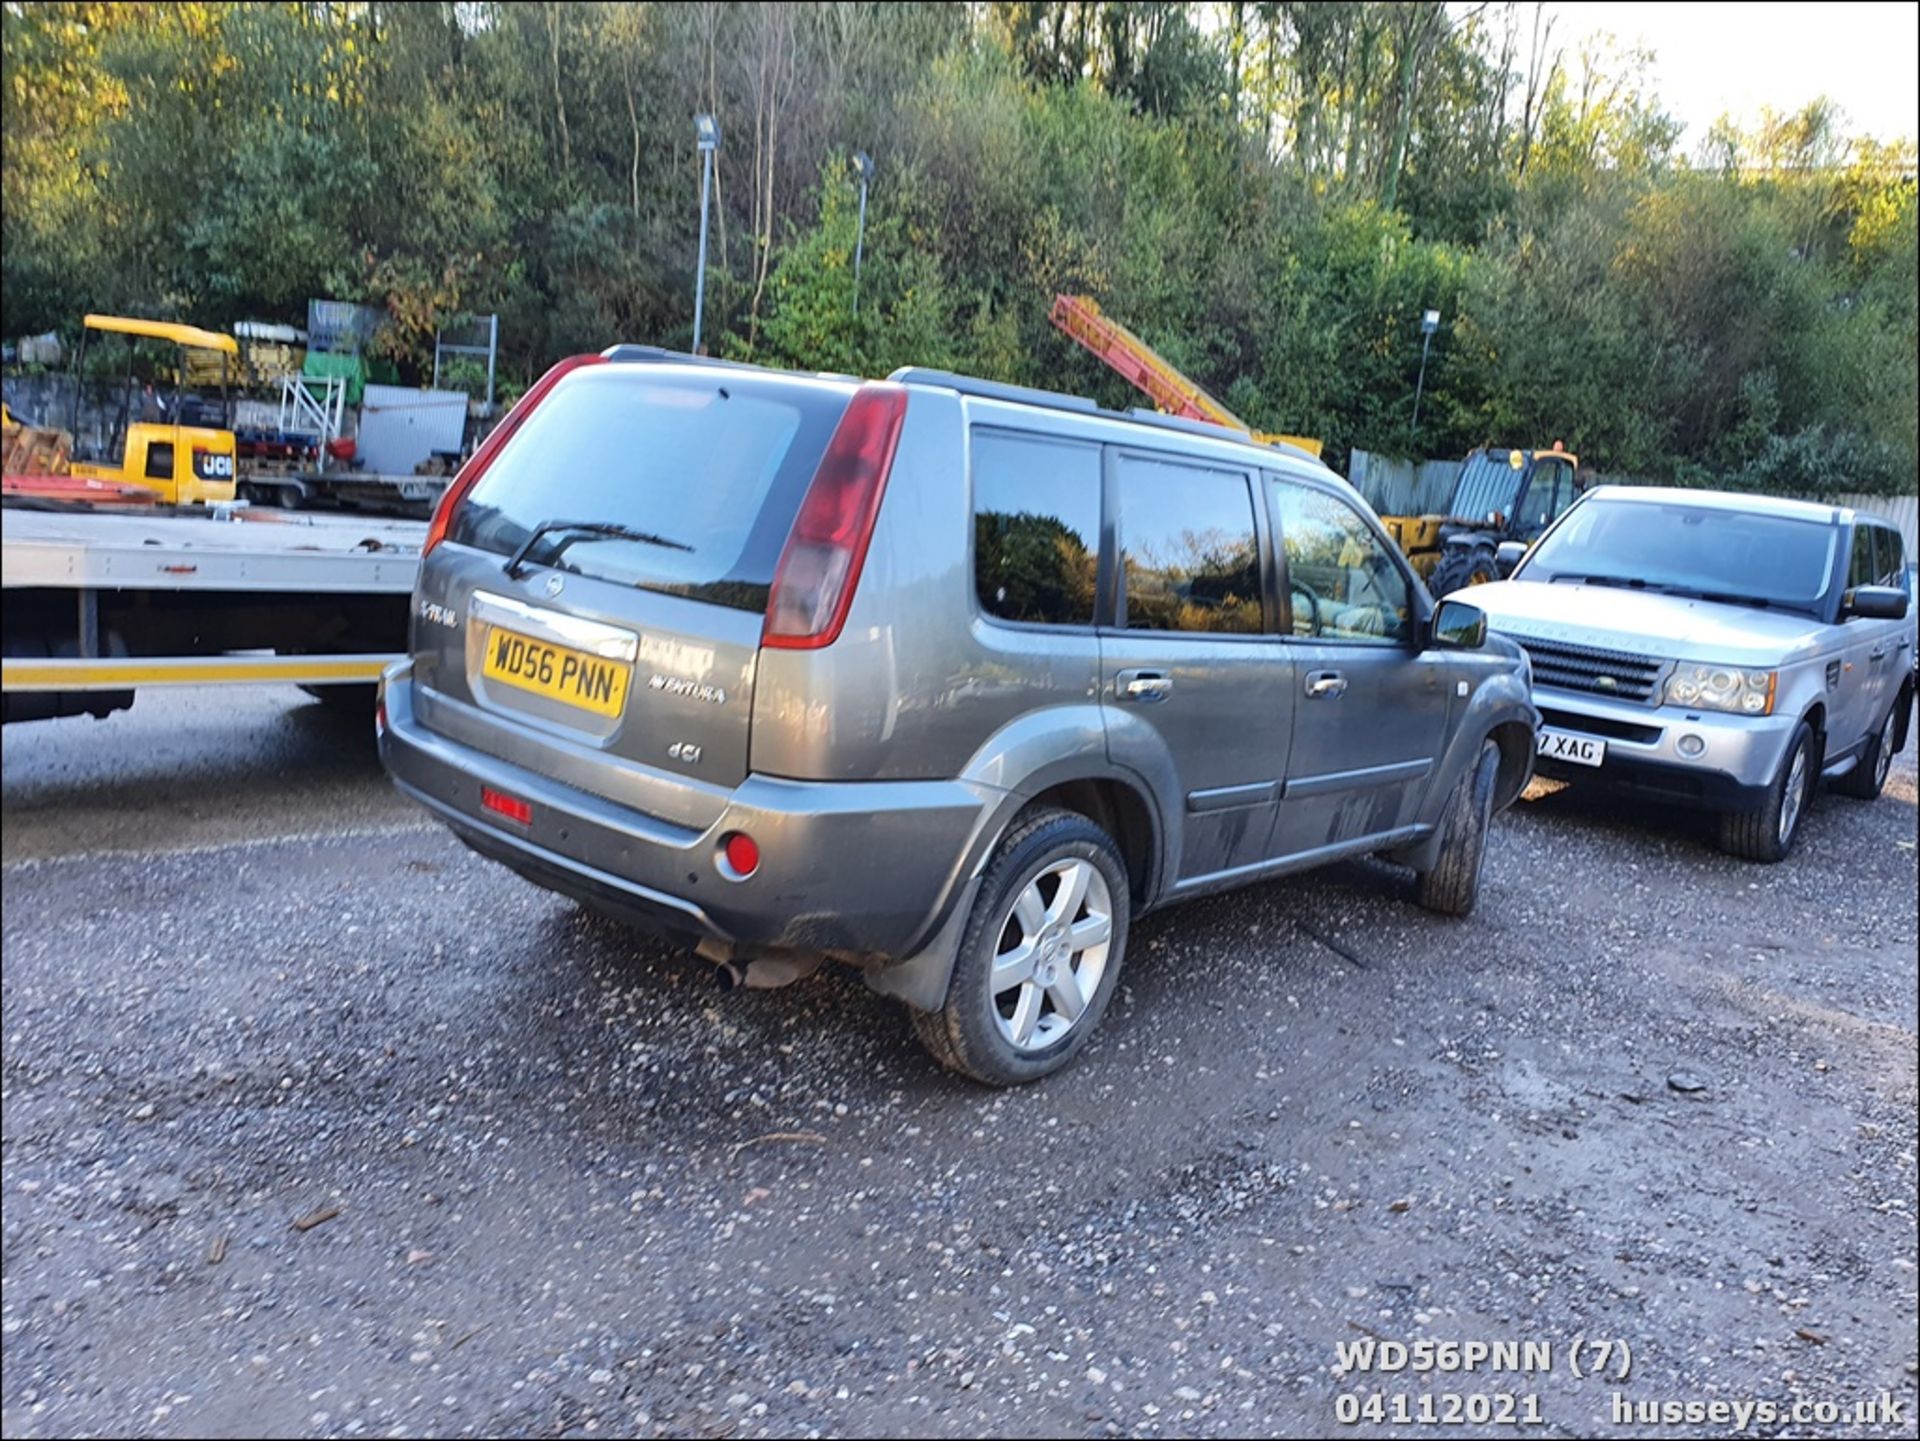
[2,689,1916,1439]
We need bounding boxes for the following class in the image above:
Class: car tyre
[1831,699,1900,800]
[910,807,1130,1087]
[1718,719,1816,862]
[1416,739,1500,917]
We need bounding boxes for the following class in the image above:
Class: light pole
[851,151,874,316]
[692,114,721,354]
[1412,307,1441,437]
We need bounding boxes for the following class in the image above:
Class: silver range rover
[1465,487,1915,862]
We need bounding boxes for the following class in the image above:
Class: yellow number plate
[482,627,631,718]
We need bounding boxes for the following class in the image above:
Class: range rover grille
[1511,635,1665,703]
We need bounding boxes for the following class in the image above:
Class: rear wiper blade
[504,519,692,578]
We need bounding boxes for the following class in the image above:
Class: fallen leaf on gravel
[205,1234,228,1266]
[1388,1199,1411,1213]
[1794,1328,1827,1345]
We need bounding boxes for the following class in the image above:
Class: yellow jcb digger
[4,315,239,506]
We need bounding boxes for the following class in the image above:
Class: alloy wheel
[1779,742,1809,846]
[990,858,1113,1052]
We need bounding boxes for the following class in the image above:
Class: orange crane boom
[1048,294,1322,456]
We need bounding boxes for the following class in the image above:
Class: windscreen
[1521,498,1837,614]
[450,367,848,613]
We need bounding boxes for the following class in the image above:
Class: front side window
[1271,481,1412,644]
[1115,455,1262,634]
[1849,525,1877,591]
[972,430,1101,626]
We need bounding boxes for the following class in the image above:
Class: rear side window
[1115,455,1262,634]
[972,430,1101,626]
[450,368,847,613]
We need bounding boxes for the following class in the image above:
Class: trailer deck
[2,503,422,711]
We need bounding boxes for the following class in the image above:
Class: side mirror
[1495,540,1529,576]
[1845,585,1910,621]
[1430,598,1488,650]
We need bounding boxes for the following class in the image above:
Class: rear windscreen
[450,367,848,613]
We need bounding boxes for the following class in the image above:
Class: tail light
[762,383,908,649]
[422,353,608,557]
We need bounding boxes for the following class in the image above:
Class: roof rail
[887,368,1100,414]
[1123,407,1248,443]
[890,366,1328,461]
[1261,438,1327,466]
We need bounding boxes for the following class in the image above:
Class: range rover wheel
[1415,739,1499,917]
[1832,702,1898,800]
[1718,720,1815,862]
[910,807,1130,1087]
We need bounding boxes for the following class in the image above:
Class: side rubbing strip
[1186,781,1279,814]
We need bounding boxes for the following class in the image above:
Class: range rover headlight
[1663,663,1776,716]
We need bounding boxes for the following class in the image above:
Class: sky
[1548,1,1919,147]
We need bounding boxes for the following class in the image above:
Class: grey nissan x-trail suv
[380,348,1538,1084]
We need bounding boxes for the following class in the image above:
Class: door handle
[1869,647,1888,662]
[1116,669,1173,702]
[1305,670,1348,699]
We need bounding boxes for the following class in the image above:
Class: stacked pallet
[1,412,73,476]
[182,343,306,388]
[242,341,307,385]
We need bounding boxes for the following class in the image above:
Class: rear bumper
[378,665,998,960]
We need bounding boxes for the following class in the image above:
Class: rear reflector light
[481,786,533,825]
[422,353,609,557]
[374,697,387,735]
[762,383,908,650]
[721,831,760,878]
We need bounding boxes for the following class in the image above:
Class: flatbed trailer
[238,468,450,517]
[1,498,421,722]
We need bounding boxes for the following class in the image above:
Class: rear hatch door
[413,362,853,797]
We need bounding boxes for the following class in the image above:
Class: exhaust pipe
[708,953,825,991]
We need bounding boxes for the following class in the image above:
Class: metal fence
[1348,449,1462,516]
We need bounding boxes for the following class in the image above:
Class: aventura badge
[648,674,726,706]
